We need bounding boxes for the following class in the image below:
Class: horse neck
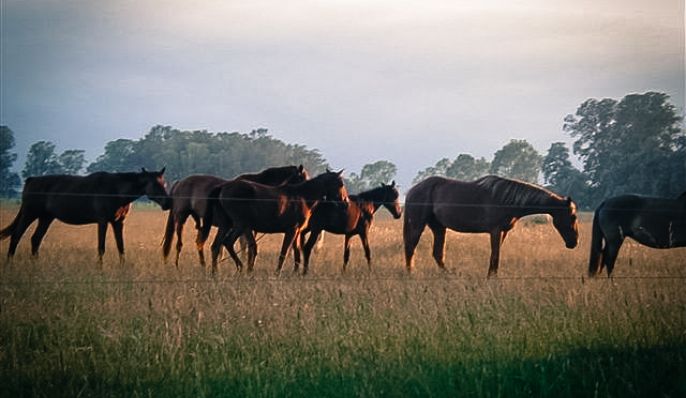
[358,189,385,213]
[510,189,565,218]
[285,178,328,204]
[114,174,146,204]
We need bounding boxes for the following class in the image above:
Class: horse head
[551,196,579,249]
[319,169,349,206]
[140,167,172,210]
[380,180,402,219]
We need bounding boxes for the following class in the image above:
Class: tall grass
[1,206,685,397]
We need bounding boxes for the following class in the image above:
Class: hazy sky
[1,0,684,186]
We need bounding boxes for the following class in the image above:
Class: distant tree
[446,154,490,181]
[22,141,62,178]
[564,92,685,200]
[490,139,542,183]
[346,160,397,193]
[413,158,452,184]
[542,142,591,207]
[58,150,86,175]
[87,139,138,173]
[87,125,330,182]
[0,126,21,197]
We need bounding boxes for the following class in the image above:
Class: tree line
[1,92,684,208]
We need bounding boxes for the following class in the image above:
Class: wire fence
[1,274,685,287]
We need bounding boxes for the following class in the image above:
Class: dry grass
[1,204,685,397]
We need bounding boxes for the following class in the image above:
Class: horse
[300,181,402,274]
[1,168,171,263]
[588,192,686,277]
[201,170,348,275]
[403,175,578,277]
[161,165,308,267]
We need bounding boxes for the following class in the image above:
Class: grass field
[1,204,685,397]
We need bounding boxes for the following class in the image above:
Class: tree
[490,139,542,183]
[346,160,397,193]
[542,142,591,207]
[87,139,137,173]
[413,158,452,184]
[58,150,86,175]
[564,92,685,200]
[22,141,61,178]
[446,154,490,181]
[0,126,21,197]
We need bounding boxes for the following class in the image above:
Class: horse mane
[357,186,389,202]
[474,175,564,207]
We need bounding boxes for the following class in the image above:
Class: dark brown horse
[403,175,579,277]
[300,181,402,274]
[161,165,308,266]
[589,192,686,277]
[1,168,171,263]
[202,170,348,274]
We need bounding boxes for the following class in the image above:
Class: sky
[1,0,684,187]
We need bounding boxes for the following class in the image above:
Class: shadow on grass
[2,343,684,397]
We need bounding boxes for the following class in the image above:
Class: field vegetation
[1,205,685,397]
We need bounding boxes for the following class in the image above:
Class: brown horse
[300,181,402,274]
[403,175,578,277]
[202,170,348,274]
[161,165,308,267]
[588,192,686,277]
[1,168,171,263]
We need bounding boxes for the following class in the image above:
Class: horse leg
[30,217,54,257]
[302,228,321,274]
[7,211,37,259]
[276,230,296,275]
[243,231,258,273]
[428,222,447,271]
[222,228,245,274]
[343,234,352,272]
[403,219,425,273]
[111,220,126,265]
[292,231,302,273]
[173,213,189,268]
[487,230,504,278]
[602,238,624,277]
[360,230,372,271]
[97,222,108,264]
[209,226,226,272]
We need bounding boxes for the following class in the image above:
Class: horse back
[171,175,227,217]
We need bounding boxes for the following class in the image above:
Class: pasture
[1,204,685,397]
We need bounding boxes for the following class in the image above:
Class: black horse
[201,170,348,275]
[162,165,308,267]
[300,181,402,274]
[1,168,171,262]
[589,192,686,277]
[404,175,579,277]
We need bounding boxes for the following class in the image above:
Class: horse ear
[141,167,147,173]
[391,180,396,187]
[566,196,572,204]
[160,167,166,175]
[326,168,331,173]
[298,164,304,172]
[337,169,344,176]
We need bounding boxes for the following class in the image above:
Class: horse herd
[1,165,684,277]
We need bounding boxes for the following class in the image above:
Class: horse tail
[0,208,22,241]
[199,186,221,245]
[162,209,175,259]
[588,205,604,277]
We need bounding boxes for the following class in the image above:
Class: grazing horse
[300,181,402,274]
[1,168,171,263]
[202,170,348,274]
[162,165,308,267]
[403,175,578,277]
[588,192,686,277]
